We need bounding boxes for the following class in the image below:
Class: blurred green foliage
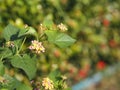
[0,0,120,85]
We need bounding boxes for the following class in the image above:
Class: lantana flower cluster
[42,77,54,90]
[57,23,68,32]
[6,41,15,47]
[31,76,68,90]
[29,40,45,54]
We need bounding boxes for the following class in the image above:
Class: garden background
[0,0,120,90]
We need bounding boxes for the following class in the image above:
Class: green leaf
[45,30,57,42]
[16,83,32,90]
[3,24,20,41]
[43,20,53,28]
[43,15,54,28]
[25,27,37,36]
[18,28,28,37]
[2,24,24,48]
[3,74,21,90]
[45,30,76,48]
[0,61,5,76]
[11,54,37,80]
[1,75,32,90]
[54,33,76,48]
[0,47,13,59]
[49,70,61,82]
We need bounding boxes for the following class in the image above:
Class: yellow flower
[29,40,45,54]
[57,23,68,32]
[6,41,14,47]
[61,75,67,80]
[42,77,54,90]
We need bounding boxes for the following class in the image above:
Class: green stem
[39,33,45,39]
[0,56,3,61]
[35,33,39,41]
[17,37,26,54]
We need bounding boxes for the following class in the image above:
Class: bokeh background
[0,0,120,89]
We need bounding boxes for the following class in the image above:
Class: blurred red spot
[69,68,74,74]
[109,39,117,48]
[97,61,106,70]
[103,19,110,27]
[78,69,87,78]
[53,50,61,57]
